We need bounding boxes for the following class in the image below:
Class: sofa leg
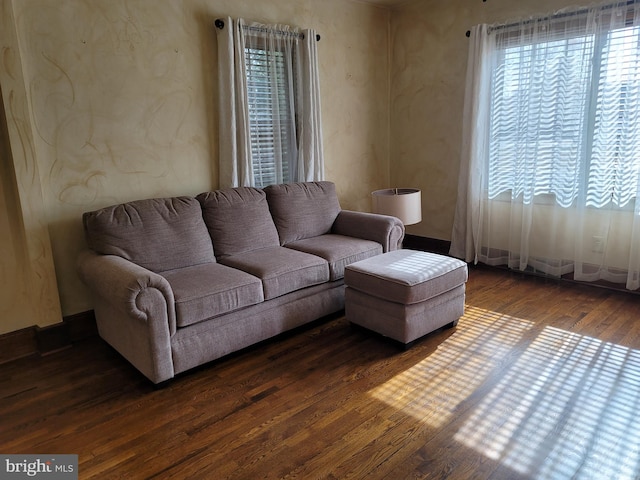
[152,378,173,390]
[402,339,417,351]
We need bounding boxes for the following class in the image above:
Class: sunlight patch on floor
[368,306,534,428]
[455,323,640,479]
[368,304,640,478]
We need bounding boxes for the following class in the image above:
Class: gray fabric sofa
[77,181,404,384]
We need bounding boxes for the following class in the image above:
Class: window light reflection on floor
[455,323,640,479]
[368,307,534,429]
[368,305,640,479]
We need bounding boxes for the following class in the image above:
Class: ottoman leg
[443,319,459,329]
[403,318,459,350]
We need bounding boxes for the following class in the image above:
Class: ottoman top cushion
[345,250,468,304]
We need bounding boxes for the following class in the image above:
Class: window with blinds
[488,15,640,209]
[244,44,297,188]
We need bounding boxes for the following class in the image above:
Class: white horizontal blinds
[589,21,640,208]
[488,21,594,207]
[488,2,640,209]
[244,28,298,188]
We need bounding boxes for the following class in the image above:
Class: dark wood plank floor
[2,266,640,479]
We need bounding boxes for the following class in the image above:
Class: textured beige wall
[0,91,35,333]
[0,0,63,335]
[0,0,589,334]
[389,0,581,240]
[0,0,390,331]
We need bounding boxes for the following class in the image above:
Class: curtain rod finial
[466,30,471,37]
[215,18,225,30]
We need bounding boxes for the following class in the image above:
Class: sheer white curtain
[450,1,640,290]
[450,24,492,265]
[297,30,324,182]
[216,17,324,188]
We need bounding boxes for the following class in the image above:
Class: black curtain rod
[215,18,320,41]
[465,0,639,37]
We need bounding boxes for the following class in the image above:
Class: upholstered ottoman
[344,249,468,346]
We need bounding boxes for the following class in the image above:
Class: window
[244,37,298,188]
[487,10,640,209]
[216,17,324,189]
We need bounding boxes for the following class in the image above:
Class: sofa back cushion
[83,196,215,273]
[264,181,341,245]
[197,187,280,258]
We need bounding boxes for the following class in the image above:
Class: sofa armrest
[332,210,405,252]
[77,250,177,336]
[77,250,177,383]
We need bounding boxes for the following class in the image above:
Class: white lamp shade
[372,188,422,225]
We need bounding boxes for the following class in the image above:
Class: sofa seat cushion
[197,187,280,258]
[162,263,264,328]
[264,181,341,245]
[220,246,329,300]
[83,196,215,273]
[286,234,383,281]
